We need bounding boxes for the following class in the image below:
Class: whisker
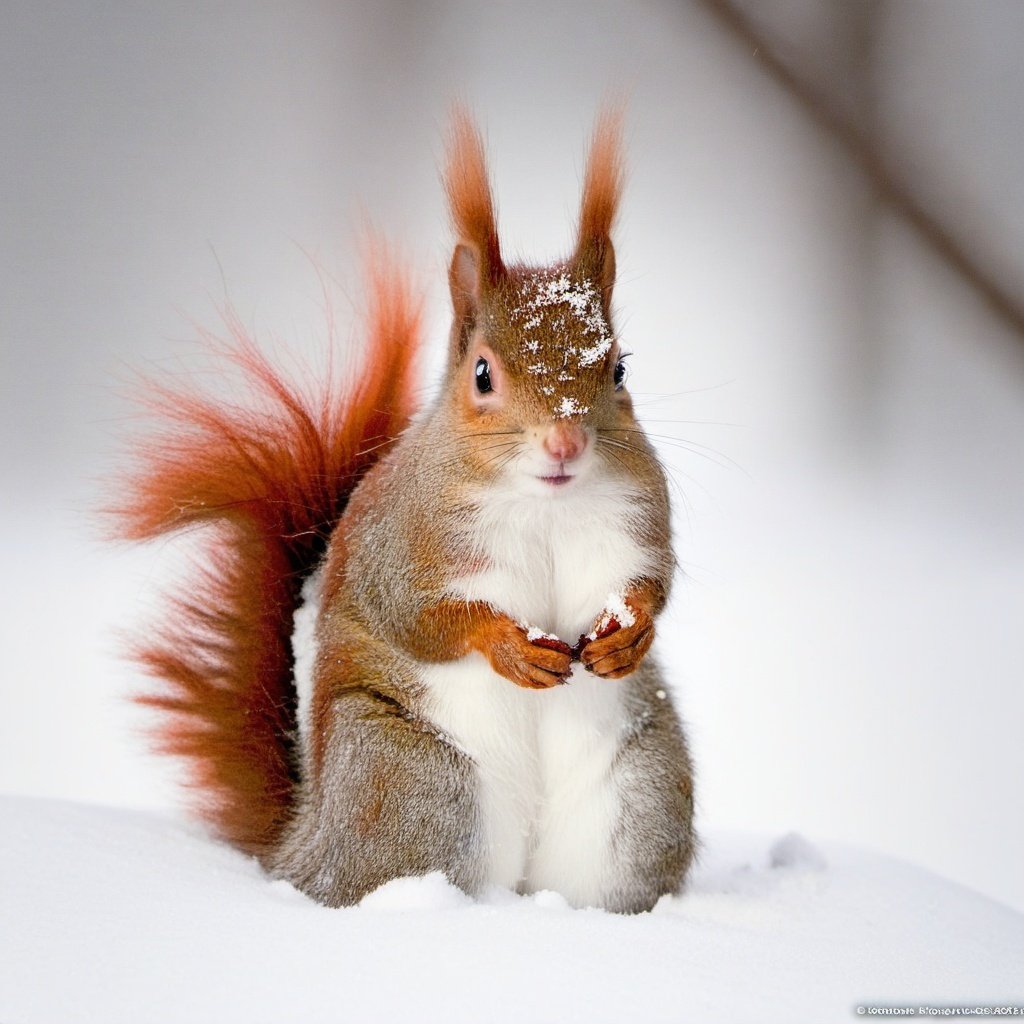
[595,435,697,521]
[472,441,522,455]
[353,436,400,459]
[633,418,744,428]
[602,427,745,474]
[481,445,523,467]
[629,381,737,402]
[456,430,526,440]
[487,447,523,475]
[596,433,715,511]
[433,440,521,475]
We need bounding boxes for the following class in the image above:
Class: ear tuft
[575,105,625,304]
[444,104,503,284]
[578,105,625,247]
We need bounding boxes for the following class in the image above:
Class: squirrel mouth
[539,473,574,486]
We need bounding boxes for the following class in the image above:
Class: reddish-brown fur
[112,246,423,856]
[445,104,504,282]
[577,105,625,252]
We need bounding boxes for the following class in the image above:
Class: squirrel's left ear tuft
[574,105,625,315]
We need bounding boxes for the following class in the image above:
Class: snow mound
[1,796,1020,1024]
[359,870,472,911]
[769,829,828,871]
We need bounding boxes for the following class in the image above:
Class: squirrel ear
[448,241,485,357]
[444,105,504,358]
[574,106,625,317]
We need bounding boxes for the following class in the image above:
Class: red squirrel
[117,107,696,913]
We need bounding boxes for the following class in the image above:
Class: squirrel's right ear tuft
[444,104,504,355]
[444,104,503,280]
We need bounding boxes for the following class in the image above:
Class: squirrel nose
[543,423,588,463]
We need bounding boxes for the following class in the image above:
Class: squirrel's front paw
[484,618,573,690]
[578,602,654,680]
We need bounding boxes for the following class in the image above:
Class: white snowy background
[2,2,1023,1020]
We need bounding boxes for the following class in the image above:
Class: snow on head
[512,270,613,366]
[554,396,589,419]
[508,268,614,418]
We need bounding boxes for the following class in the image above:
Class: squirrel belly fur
[117,107,697,913]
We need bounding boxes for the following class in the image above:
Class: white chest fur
[451,477,654,641]
[419,477,658,905]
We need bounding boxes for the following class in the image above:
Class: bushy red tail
[114,247,422,856]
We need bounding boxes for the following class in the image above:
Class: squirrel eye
[613,356,628,391]
[475,357,493,394]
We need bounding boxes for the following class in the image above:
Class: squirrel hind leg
[267,687,485,907]
[605,686,697,913]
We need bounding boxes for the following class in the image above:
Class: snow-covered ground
[3,795,1021,1024]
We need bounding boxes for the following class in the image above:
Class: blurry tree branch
[697,0,1024,347]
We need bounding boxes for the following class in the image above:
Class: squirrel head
[443,106,645,494]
